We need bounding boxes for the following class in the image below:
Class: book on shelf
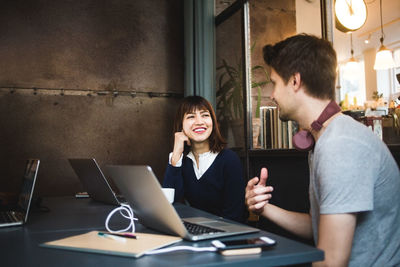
[282,121,288,149]
[260,106,274,149]
[259,106,298,149]
[288,121,293,149]
[272,108,278,148]
[259,107,266,149]
[277,112,282,149]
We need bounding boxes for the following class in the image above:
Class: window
[377,47,400,101]
[392,48,400,94]
[339,59,366,108]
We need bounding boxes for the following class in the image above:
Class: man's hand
[246,168,313,240]
[245,167,274,215]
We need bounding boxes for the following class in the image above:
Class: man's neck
[295,98,335,139]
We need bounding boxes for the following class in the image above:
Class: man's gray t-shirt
[309,114,400,266]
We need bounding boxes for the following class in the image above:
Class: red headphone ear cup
[293,130,315,151]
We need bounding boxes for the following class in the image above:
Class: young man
[245,34,400,266]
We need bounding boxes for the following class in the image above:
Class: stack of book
[259,106,298,149]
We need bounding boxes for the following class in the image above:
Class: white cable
[105,203,138,233]
[105,205,218,255]
[144,246,217,255]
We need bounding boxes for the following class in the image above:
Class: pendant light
[373,0,395,70]
[346,33,358,69]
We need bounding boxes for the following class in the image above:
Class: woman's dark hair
[263,34,337,100]
[173,96,226,153]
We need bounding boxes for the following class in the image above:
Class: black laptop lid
[68,158,119,205]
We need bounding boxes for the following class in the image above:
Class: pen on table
[98,232,137,240]
[98,232,126,242]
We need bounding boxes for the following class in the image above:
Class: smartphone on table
[211,236,276,256]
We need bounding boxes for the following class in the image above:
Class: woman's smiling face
[182,108,213,144]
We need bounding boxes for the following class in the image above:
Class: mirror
[215,1,245,149]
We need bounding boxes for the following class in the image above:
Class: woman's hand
[171,131,191,166]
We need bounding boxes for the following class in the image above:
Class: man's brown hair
[263,34,337,100]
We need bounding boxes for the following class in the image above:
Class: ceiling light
[373,0,395,70]
[364,34,371,44]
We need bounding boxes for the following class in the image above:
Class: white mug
[161,188,175,204]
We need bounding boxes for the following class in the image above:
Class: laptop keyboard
[183,221,225,235]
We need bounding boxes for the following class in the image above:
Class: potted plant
[216,58,245,147]
[217,59,244,123]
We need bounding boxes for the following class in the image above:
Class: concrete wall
[0,0,184,196]
[295,0,321,37]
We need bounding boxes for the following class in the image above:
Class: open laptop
[106,165,259,241]
[68,158,123,206]
[0,159,40,228]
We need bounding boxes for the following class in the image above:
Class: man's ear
[292,72,301,92]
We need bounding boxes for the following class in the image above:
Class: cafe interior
[0,0,399,244]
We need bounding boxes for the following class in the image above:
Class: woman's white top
[168,151,219,180]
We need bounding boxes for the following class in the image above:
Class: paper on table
[41,231,182,258]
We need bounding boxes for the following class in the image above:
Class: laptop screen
[17,159,40,219]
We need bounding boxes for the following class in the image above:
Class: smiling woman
[162,96,246,223]
[181,109,213,146]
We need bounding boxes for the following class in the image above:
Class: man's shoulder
[325,115,380,145]
[332,114,367,131]
[315,115,390,164]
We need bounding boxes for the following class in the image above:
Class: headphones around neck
[292,100,341,152]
